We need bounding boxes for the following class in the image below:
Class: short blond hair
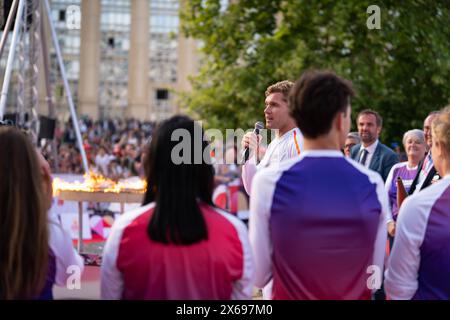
[265,80,294,101]
[432,106,450,155]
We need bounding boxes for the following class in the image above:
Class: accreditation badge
[431,174,440,184]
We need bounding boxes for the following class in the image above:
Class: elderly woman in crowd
[344,132,360,157]
[385,129,427,235]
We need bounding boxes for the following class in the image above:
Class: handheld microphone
[242,121,264,163]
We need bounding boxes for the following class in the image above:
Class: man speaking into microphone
[241,80,303,195]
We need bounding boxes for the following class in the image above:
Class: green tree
[180,0,450,145]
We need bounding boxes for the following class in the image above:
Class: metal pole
[28,0,42,144]
[40,8,54,118]
[43,0,89,173]
[78,201,84,253]
[0,0,19,61]
[0,0,25,120]
[39,1,59,171]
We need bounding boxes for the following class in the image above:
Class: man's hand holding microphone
[241,122,264,164]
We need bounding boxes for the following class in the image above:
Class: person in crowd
[385,106,450,299]
[391,142,407,162]
[101,115,254,300]
[63,121,76,145]
[344,132,360,157]
[84,135,95,162]
[35,150,85,299]
[133,149,147,179]
[250,70,389,300]
[121,143,139,177]
[350,109,399,181]
[385,129,427,236]
[408,111,442,194]
[214,142,240,186]
[241,80,303,299]
[58,144,71,173]
[95,146,114,176]
[241,80,303,196]
[108,158,124,181]
[0,126,50,299]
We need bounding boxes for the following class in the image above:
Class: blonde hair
[432,106,450,155]
[265,80,294,101]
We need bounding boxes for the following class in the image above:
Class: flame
[53,171,147,196]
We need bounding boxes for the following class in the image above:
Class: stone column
[77,0,101,119]
[127,0,149,120]
[176,0,199,114]
[176,36,198,113]
[38,4,51,117]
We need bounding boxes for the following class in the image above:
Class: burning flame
[53,171,147,196]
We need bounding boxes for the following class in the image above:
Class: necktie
[359,149,369,166]
[421,152,432,177]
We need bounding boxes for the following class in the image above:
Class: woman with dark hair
[101,115,254,299]
[0,126,49,299]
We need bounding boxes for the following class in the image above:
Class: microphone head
[255,121,264,130]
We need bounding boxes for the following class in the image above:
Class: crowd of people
[1,69,449,300]
[41,117,245,189]
[41,118,154,179]
[40,116,249,214]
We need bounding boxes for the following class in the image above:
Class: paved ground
[53,265,263,300]
[54,266,101,299]
[55,240,263,300]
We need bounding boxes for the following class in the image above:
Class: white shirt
[385,174,450,299]
[358,139,379,168]
[242,127,303,195]
[413,152,434,194]
[242,127,303,300]
[48,211,85,286]
[95,154,115,176]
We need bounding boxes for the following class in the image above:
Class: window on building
[108,37,115,48]
[59,9,66,22]
[99,0,131,118]
[156,89,169,100]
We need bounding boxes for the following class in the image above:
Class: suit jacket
[408,159,441,195]
[350,142,399,182]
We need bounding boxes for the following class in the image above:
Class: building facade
[1,0,199,122]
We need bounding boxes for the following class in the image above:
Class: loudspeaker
[38,115,55,140]
[3,112,17,124]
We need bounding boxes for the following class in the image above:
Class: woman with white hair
[385,106,450,299]
[385,129,427,235]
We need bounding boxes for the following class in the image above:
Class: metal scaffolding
[0,0,88,173]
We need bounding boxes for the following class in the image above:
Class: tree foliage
[180,0,450,145]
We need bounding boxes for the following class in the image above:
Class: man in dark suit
[350,109,398,182]
[408,111,442,194]
[350,109,398,301]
